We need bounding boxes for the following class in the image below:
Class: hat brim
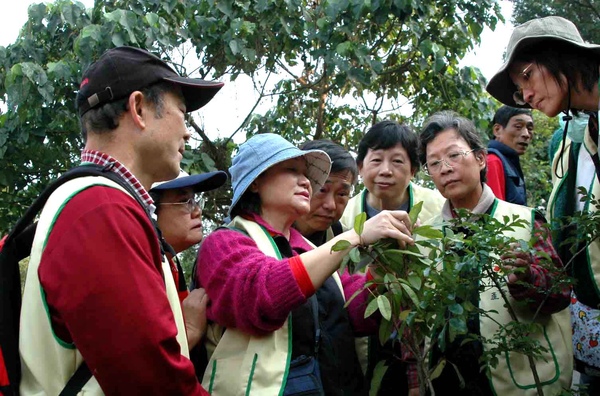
[150,171,227,193]
[486,36,600,108]
[164,76,224,112]
[228,147,331,215]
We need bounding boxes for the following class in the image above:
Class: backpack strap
[58,362,92,396]
[2,164,177,395]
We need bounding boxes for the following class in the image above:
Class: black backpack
[0,164,169,396]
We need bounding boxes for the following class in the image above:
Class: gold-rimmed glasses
[159,195,205,213]
[423,149,476,175]
[513,63,534,106]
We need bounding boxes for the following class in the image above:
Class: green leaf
[449,317,467,334]
[433,55,445,73]
[336,41,353,56]
[430,358,446,380]
[331,239,351,252]
[80,25,102,41]
[398,309,410,322]
[146,12,159,26]
[407,274,421,290]
[382,248,423,259]
[448,303,464,315]
[349,246,361,263]
[408,200,423,226]
[47,61,73,81]
[412,225,444,239]
[229,40,240,55]
[216,0,234,18]
[364,297,379,318]
[378,317,394,346]
[369,360,389,396]
[105,9,123,23]
[316,17,328,29]
[112,32,125,47]
[419,39,434,57]
[377,295,392,321]
[400,282,420,308]
[343,287,363,308]
[200,152,216,170]
[353,212,367,237]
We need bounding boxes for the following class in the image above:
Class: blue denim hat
[229,133,331,215]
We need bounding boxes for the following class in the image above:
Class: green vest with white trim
[547,133,600,307]
[340,182,445,232]
[202,216,344,396]
[19,176,189,395]
[430,199,572,395]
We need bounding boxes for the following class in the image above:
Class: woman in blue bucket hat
[195,133,415,395]
[487,16,600,393]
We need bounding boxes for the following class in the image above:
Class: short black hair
[492,105,532,128]
[300,140,357,183]
[419,111,487,183]
[79,81,177,142]
[356,120,420,170]
[514,39,600,113]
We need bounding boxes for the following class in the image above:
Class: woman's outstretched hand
[360,210,414,247]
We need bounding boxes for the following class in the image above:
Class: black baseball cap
[150,170,228,193]
[76,46,224,116]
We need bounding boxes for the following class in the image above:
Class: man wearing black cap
[19,46,223,395]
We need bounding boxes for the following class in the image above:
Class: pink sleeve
[196,229,306,336]
[340,270,378,335]
[486,154,506,200]
[40,187,204,395]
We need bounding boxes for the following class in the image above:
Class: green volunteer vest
[340,183,445,375]
[19,177,189,395]
[202,216,344,396]
[547,133,600,305]
[429,199,572,395]
[340,182,445,232]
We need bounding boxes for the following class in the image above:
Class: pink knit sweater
[195,214,377,336]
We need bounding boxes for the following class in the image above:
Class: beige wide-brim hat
[486,16,600,108]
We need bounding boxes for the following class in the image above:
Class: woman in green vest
[196,133,415,395]
[340,119,444,395]
[486,15,600,392]
[419,110,571,395]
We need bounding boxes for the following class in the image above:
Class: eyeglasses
[424,149,476,175]
[158,196,204,213]
[512,63,534,106]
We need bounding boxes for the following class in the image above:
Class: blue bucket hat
[151,170,227,193]
[229,133,331,215]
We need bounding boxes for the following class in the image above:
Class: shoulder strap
[2,164,175,395]
[58,362,92,396]
[487,148,519,178]
[1,165,118,395]
[310,295,321,356]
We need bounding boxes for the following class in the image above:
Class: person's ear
[127,91,147,129]
[476,152,486,168]
[492,124,503,139]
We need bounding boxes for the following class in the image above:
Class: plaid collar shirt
[80,150,155,212]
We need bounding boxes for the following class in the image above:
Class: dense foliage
[0,0,503,233]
